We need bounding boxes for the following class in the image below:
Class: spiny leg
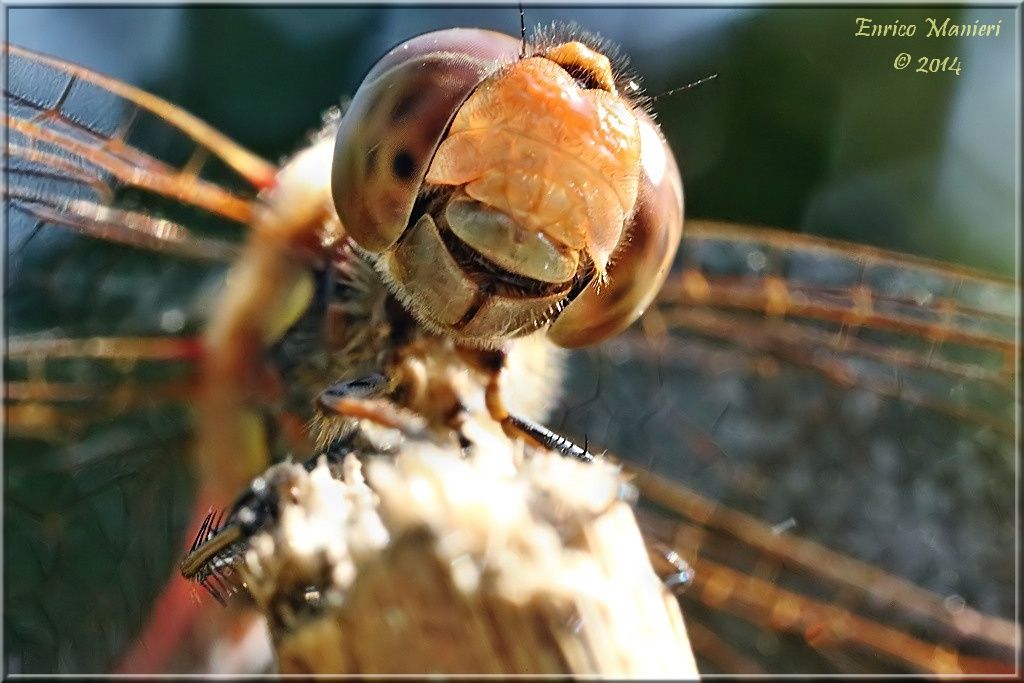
[460,346,695,591]
[181,375,403,595]
[504,414,594,463]
[316,373,388,418]
[459,346,595,463]
[315,373,428,446]
[179,429,364,598]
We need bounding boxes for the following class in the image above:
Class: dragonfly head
[331,27,684,349]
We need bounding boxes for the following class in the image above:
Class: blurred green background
[4,4,1018,675]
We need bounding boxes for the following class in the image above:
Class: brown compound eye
[390,150,416,181]
[331,29,522,253]
[547,114,684,348]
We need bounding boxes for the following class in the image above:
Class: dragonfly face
[332,28,683,347]
[4,9,1018,677]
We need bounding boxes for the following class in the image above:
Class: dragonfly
[3,22,1018,676]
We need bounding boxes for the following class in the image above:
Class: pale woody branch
[238,419,698,677]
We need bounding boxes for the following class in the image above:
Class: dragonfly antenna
[648,73,719,102]
[518,4,527,59]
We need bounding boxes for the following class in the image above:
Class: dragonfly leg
[504,414,594,463]
[315,373,428,442]
[645,538,695,594]
[459,346,594,463]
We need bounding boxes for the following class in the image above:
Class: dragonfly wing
[4,43,273,278]
[4,45,281,673]
[558,220,1017,673]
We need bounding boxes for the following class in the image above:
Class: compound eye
[547,115,683,348]
[331,29,522,253]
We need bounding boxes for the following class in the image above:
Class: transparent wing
[559,220,1017,674]
[658,220,1014,434]
[4,43,276,269]
[3,45,280,673]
